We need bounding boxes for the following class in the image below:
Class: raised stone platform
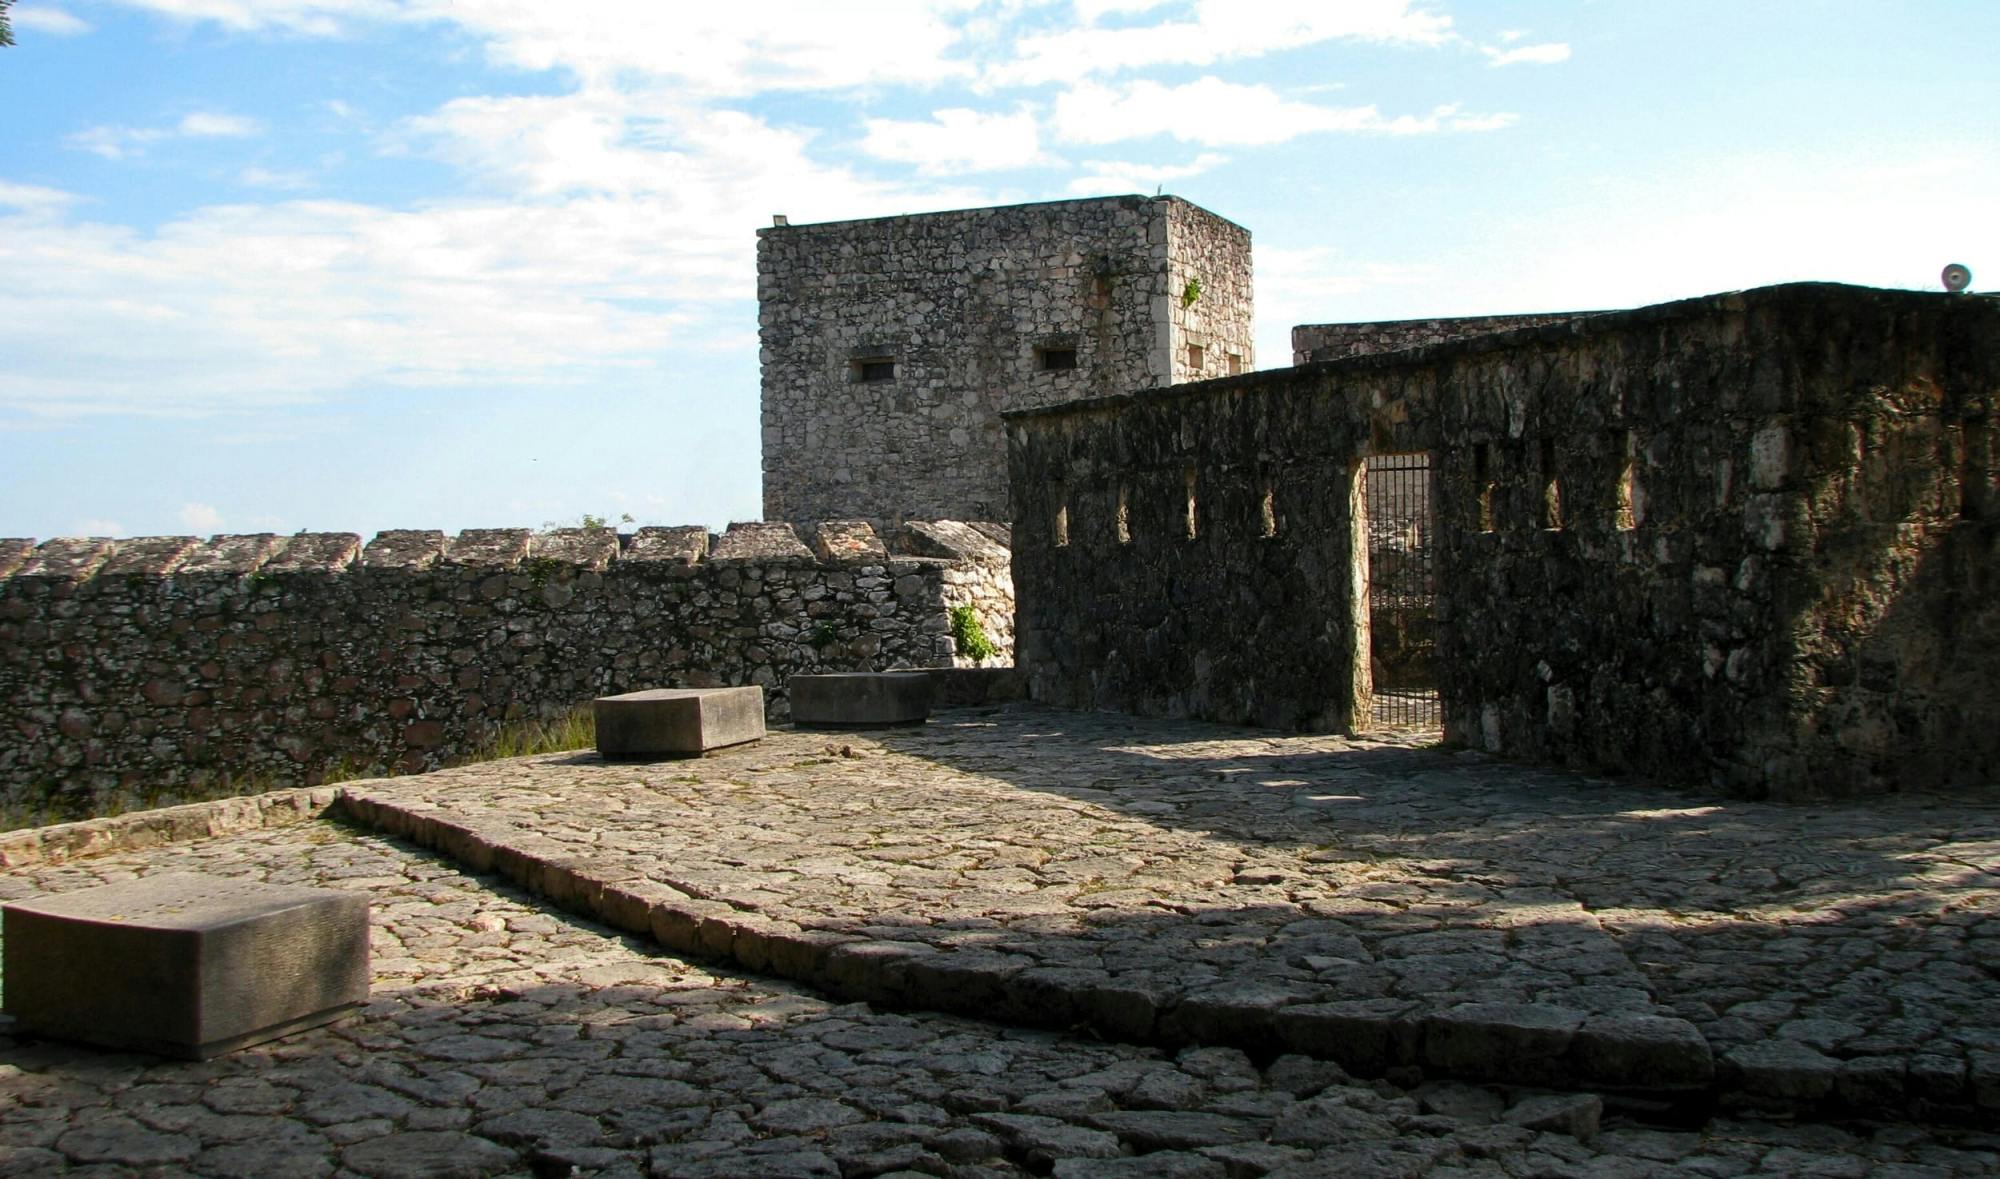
[789,672,934,728]
[333,704,2000,1122]
[8,821,1991,1176]
[594,687,765,757]
[1,871,369,1058]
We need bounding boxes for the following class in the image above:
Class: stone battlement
[0,519,1011,582]
[0,519,1013,823]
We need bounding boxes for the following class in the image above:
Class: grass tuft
[467,707,597,762]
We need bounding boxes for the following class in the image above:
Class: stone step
[332,788,1719,1113]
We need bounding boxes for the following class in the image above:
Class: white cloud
[0,89,993,421]
[108,1,976,94]
[860,108,1052,175]
[1053,78,1514,146]
[996,0,1453,85]
[12,5,94,34]
[68,111,263,159]
[1073,0,1174,20]
[178,112,262,137]
[0,181,78,212]
[239,166,314,190]
[178,503,225,532]
[1483,41,1570,67]
[99,0,404,37]
[1065,152,1229,196]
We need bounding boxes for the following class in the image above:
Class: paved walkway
[327,704,2000,1123]
[4,816,1998,1176]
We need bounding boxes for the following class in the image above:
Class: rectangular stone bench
[789,672,934,728]
[2,872,370,1059]
[595,686,766,757]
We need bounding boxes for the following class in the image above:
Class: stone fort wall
[0,520,1012,821]
[759,195,1252,524]
[1292,311,1600,365]
[1007,283,2000,798]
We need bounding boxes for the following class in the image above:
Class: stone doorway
[1362,452,1441,730]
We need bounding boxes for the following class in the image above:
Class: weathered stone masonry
[759,195,1252,524]
[1008,283,1999,798]
[1292,310,1599,364]
[0,520,1011,817]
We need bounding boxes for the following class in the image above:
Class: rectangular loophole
[1116,485,1131,544]
[1539,437,1564,530]
[1053,495,1070,548]
[1183,466,1199,540]
[1186,344,1204,372]
[1615,431,1641,530]
[1038,346,1078,372]
[1473,443,1495,532]
[853,357,895,383]
[1227,353,1244,376]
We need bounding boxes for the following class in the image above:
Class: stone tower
[758,195,1252,524]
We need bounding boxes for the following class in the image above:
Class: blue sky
[3,1,1996,541]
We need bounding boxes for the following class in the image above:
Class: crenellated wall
[1292,310,1599,365]
[1008,283,2000,798]
[0,519,1012,821]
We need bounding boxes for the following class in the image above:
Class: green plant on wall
[1181,276,1202,308]
[542,512,633,532]
[949,605,997,661]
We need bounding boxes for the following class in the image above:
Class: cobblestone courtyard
[2,703,1996,1176]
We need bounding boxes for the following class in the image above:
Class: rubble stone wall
[0,520,1012,819]
[759,195,1251,524]
[1009,284,2000,797]
[1292,311,1598,364]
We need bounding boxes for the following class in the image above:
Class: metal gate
[1364,453,1440,729]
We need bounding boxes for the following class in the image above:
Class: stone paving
[326,704,2000,1122]
[6,818,2000,1177]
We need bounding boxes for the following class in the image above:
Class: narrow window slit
[1184,467,1199,540]
[1473,443,1495,532]
[1115,485,1131,544]
[1539,437,1564,530]
[1616,431,1641,531]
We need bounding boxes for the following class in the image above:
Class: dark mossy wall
[1008,284,2000,797]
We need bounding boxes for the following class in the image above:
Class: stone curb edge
[0,786,346,870]
[8,783,1989,1122]
[330,789,1721,1109]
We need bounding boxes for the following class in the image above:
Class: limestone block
[625,525,709,564]
[713,521,812,562]
[17,537,116,580]
[0,538,37,579]
[813,520,887,562]
[262,532,362,573]
[595,687,766,757]
[789,672,934,727]
[533,528,620,570]
[897,520,1010,563]
[362,529,447,570]
[1,872,370,1059]
[97,536,200,577]
[178,533,285,575]
[447,528,533,567]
